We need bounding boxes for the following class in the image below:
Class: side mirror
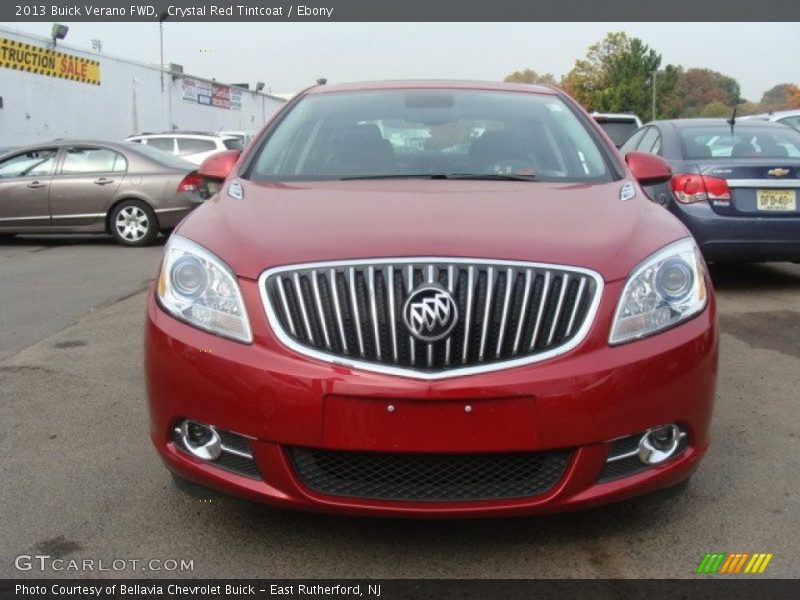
[198,150,241,181]
[625,151,672,186]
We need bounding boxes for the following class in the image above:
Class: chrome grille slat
[293,272,315,344]
[426,265,435,368]
[478,266,495,362]
[311,271,332,350]
[547,274,569,345]
[387,265,398,363]
[445,265,455,366]
[529,271,551,351]
[406,264,415,365]
[367,266,382,361]
[347,267,365,357]
[512,269,533,356]
[565,277,587,337]
[276,276,297,336]
[262,259,601,379]
[461,266,476,364]
[495,268,515,358]
[328,268,349,355]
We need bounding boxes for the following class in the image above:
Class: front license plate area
[756,189,796,211]
[323,395,537,452]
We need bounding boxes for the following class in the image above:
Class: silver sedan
[0,140,206,246]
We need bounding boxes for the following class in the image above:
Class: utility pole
[651,70,657,121]
[159,12,168,93]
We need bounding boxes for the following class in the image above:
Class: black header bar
[3,0,799,22]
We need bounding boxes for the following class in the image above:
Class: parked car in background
[218,130,255,146]
[146,80,717,517]
[741,109,800,130]
[621,118,800,262]
[126,132,245,165]
[0,141,204,246]
[591,112,644,148]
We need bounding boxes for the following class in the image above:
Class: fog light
[638,424,683,465]
[180,420,221,461]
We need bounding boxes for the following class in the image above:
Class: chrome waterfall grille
[259,259,602,378]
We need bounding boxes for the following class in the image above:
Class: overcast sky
[8,22,799,101]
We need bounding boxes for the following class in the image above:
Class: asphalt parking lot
[1,234,798,579]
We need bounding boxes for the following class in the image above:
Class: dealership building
[0,26,286,147]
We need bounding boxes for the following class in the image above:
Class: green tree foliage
[503,69,557,86]
[559,32,671,121]
[507,31,794,120]
[699,101,732,118]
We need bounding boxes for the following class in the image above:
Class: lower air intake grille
[287,447,571,502]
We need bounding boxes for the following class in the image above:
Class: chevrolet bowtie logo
[767,168,790,177]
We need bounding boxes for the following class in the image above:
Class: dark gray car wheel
[110,200,158,246]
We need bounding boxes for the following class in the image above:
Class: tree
[737,101,764,116]
[559,32,666,120]
[665,68,741,117]
[654,65,682,119]
[560,32,632,110]
[699,101,731,118]
[761,84,800,110]
[503,69,557,86]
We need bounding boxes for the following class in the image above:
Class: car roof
[12,140,134,150]
[305,79,559,96]
[743,109,800,119]
[653,118,794,130]
[128,132,235,139]
[591,112,640,120]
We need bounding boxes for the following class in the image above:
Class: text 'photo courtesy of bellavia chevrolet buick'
[145,81,718,517]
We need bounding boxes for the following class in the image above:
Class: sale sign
[0,37,100,85]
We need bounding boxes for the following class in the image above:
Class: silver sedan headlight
[610,238,708,345]
[157,235,253,343]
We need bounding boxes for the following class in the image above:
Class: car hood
[176,179,688,282]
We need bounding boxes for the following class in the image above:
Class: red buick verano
[145,81,718,517]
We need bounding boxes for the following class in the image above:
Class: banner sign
[182,77,242,110]
[0,37,100,85]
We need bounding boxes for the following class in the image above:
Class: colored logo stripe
[697,552,773,574]
[697,553,726,573]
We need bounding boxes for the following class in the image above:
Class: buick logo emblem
[402,285,459,342]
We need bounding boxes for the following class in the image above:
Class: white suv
[125,132,244,165]
[591,113,644,148]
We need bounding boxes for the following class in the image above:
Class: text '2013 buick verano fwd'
[145,81,718,517]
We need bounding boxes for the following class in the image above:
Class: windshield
[249,90,613,182]
[124,142,195,169]
[680,125,800,159]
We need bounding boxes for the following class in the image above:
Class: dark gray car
[0,141,204,246]
[621,119,800,262]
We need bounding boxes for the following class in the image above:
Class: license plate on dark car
[757,189,796,211]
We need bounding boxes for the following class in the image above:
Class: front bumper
[145,277,718,517]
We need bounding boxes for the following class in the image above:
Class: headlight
[609,238,707,345]
[157,235,253,343]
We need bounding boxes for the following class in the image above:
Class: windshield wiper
[339,173,536,181]
[339,174,451,180]
[445,173,536,181]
